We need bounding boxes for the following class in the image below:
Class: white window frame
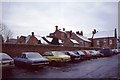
[97,40,100,45]
[109,39,112,45]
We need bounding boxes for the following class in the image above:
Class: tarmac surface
[2,54,120,79]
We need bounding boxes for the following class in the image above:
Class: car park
[63,51,80,62]
[42,51,71,66]
[0,53,14,69]
[14,52,49,67]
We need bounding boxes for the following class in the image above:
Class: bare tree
[0,23,13,42]
[0,23,6,33]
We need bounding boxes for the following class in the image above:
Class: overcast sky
[2,1,118,38]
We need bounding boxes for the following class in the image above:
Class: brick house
[17,32,39,45]
[70,31,91,47]
[85,29,117,49]
[16,32,52,45]
[48,26,91,47]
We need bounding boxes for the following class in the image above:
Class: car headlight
[9,61,14,65]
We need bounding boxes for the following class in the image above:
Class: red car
[81,50,92,60]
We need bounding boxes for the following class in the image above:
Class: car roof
[0,53,12,59]
[22,52,40,55]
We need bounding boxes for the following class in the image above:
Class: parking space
[2,54,119,79]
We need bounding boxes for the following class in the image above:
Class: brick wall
[2,43,101,58]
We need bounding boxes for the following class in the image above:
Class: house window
[97,40,100,45]
[109,40,112,45]
[104,39,106,43]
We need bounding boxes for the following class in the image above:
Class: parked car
[95,50,105,58]
[100,48,113,57]
[81,50,92,60]
[42,51,71,66]
[74,51,86,60]
[88,50,98,59]
[112,49,120,55]
[0,53,14,69]
[63,51,80,62]
[14,52,49,67]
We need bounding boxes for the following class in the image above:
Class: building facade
[85,29,117,49]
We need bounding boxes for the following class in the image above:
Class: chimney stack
[76,31,83,36]
[76,31,80,35]
[17,36,19,39]
[32,32,34,36]
[70,30,72,37]
[63,28,65,31]
[80,31,83,36]
[55,25,58,31]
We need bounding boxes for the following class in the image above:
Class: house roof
[35,35,52,44]
[76,34,91,42]
[6,39,17,44]
[85,30,115,39]
[44,36,52,42]
[70,39,79,44]
[25,35,31,43]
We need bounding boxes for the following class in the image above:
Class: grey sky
[2,1,118,38]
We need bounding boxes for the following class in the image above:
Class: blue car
[14,52,49,67]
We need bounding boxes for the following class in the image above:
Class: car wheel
[51,61,57,66]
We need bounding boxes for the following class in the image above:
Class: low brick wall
[2,43,101,58]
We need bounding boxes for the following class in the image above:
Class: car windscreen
[77,51,85,55]
[0,53,12,60]
[68,51,77,56]
[26,53,43,59]
[52,52,65,56]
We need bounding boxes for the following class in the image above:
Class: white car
[0,53,14,69]
[89,50,104,58]
[112,49,120,55]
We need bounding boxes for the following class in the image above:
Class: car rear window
[25,52,43,58]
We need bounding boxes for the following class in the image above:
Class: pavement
[2,54,120,79]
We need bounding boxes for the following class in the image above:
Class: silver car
[0,53,14,69]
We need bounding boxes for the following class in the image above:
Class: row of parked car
[0,48,120,69]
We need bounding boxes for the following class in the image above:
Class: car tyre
[51,61,57,66]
